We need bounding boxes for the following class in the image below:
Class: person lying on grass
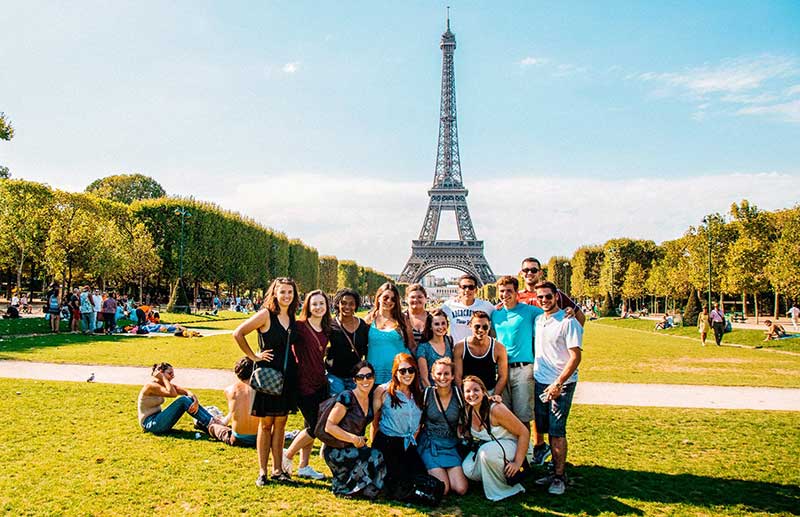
[137,362,215,435]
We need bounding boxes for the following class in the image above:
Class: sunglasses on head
[397,366,416,375]
[472,323,490,331]
[521,267,540,274]
[354,372,375,381]
[460,284,477,290]
[536,293,554,300]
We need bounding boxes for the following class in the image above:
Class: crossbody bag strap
[336,317,361,357]
[477,406,509,464]
[281,328,292,372]
[434,388,460,437]
[305,321,325,351]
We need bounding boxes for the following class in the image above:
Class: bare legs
[550,436,567,476]
[285,429,315,468]
[428,467,468,495]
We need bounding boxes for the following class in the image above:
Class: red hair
[386,353,422,408]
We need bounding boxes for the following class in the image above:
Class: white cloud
[553,63,587,77]
[518,56,548,67]
[212,171,800,275]
[638,55,797,96]
[281,61,300,74]
[786,84,800,96]
[737,99,800,123]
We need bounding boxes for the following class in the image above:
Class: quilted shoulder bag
[251,328,291,395]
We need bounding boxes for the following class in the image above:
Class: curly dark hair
[332,288,361,316]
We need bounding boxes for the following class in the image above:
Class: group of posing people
[136,256,585,502]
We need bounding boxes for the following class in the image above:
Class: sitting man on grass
[763,320,787,341]
[206,357,260,447]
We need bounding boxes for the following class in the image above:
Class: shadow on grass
[148,433,800,516]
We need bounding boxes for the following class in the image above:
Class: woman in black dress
[233,277,299,487]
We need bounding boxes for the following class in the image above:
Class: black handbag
[394,473,445,506]
[250,328,291,395]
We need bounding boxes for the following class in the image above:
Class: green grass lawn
[1,379,796,516]
[2,319,800,388]
[597,317,800,352]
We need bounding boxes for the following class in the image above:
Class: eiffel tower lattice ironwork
[399,15,495,286]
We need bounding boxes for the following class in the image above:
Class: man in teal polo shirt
[491,275,551,464]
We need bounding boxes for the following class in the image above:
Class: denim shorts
[534,381,576,438]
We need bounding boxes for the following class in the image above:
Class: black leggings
[372,430,425,495]
[103,313,116,334]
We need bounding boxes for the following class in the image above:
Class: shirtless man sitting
[207,357,260,447]
[763,320,787,341]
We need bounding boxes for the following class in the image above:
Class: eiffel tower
[399,14,495,286]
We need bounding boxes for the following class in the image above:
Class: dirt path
[1,360,797,411]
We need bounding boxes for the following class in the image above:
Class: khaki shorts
[501,363,535,423]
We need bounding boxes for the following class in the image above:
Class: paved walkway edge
[1,361,798,411]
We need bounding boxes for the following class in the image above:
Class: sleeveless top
[422,387,462,440]
[256,312,298,377]
[367,322,410,385]
[378,384,422,449]
[461,337,498,391]
[137,392,164,424]
[404,310,433,346]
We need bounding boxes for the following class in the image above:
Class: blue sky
[2,1,799,275]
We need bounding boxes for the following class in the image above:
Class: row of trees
[564,200,800,321]
[0,177,394,304]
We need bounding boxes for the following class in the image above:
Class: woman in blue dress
[417,357,469,496]
[365,283,414,384]
[415,309,454,387]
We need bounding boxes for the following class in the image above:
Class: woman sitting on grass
[323,361,386,499]
[462,375,530,501]
[137,362,214,435]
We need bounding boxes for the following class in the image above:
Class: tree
[722,200,776,322]
[319,256,338,293]
[547,256,571,295]
[765,207,800,304]
[598,238,658,303]
[0,112,13,141]
[600,291,615,317]
[0,180,54,291]
[86,174,166,204]
[621,262,647,310]
[120,223,163,300]
[570,245,604,301]
[1,112,14,178]
[683,288,701,326]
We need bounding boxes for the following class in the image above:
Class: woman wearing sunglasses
[322,361,386,499]
[454,311,508,396]
[365,283,415,384]
[371,353,425,498]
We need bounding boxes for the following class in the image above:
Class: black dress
[250,312,299,417]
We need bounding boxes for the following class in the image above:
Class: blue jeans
[81,313,93,332]
[141,396,213,435]
[534,381,576,438]
[327,373,355,396]
[89,311,97,331]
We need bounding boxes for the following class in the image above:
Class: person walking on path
[710,303,726,346]
[788,304,800,331]
[697,306,710,346]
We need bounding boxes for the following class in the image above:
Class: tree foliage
[319,256,338,293]
[766,207,800,299]
[547,256,571,294]
[570,246,604,300]
[621,262,647,303]
[86,174,166,204]
[0,112,14,141]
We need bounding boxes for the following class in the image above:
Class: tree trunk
[754,293,759,325]
[774,292,779,319]
[16,245,25,292]
[138,275,144,302]
[742,291,747,318]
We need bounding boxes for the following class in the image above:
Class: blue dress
[418,386,464,470]
[366,322,410,385]
[414,338,453,385]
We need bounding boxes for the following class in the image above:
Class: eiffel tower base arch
[399,240,495,286]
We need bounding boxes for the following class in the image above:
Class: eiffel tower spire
[399,15,495,286]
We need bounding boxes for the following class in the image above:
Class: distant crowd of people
[137,256,586,503]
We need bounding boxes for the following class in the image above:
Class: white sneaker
[297,465,326,480]
[281,449,293,476]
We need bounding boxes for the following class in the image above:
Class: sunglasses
[397,367,416,376]
[521,267,540,274]
[472,323,490,331]
[460,284,477,290]
[536,293,554,300]
[354,372,375,381]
